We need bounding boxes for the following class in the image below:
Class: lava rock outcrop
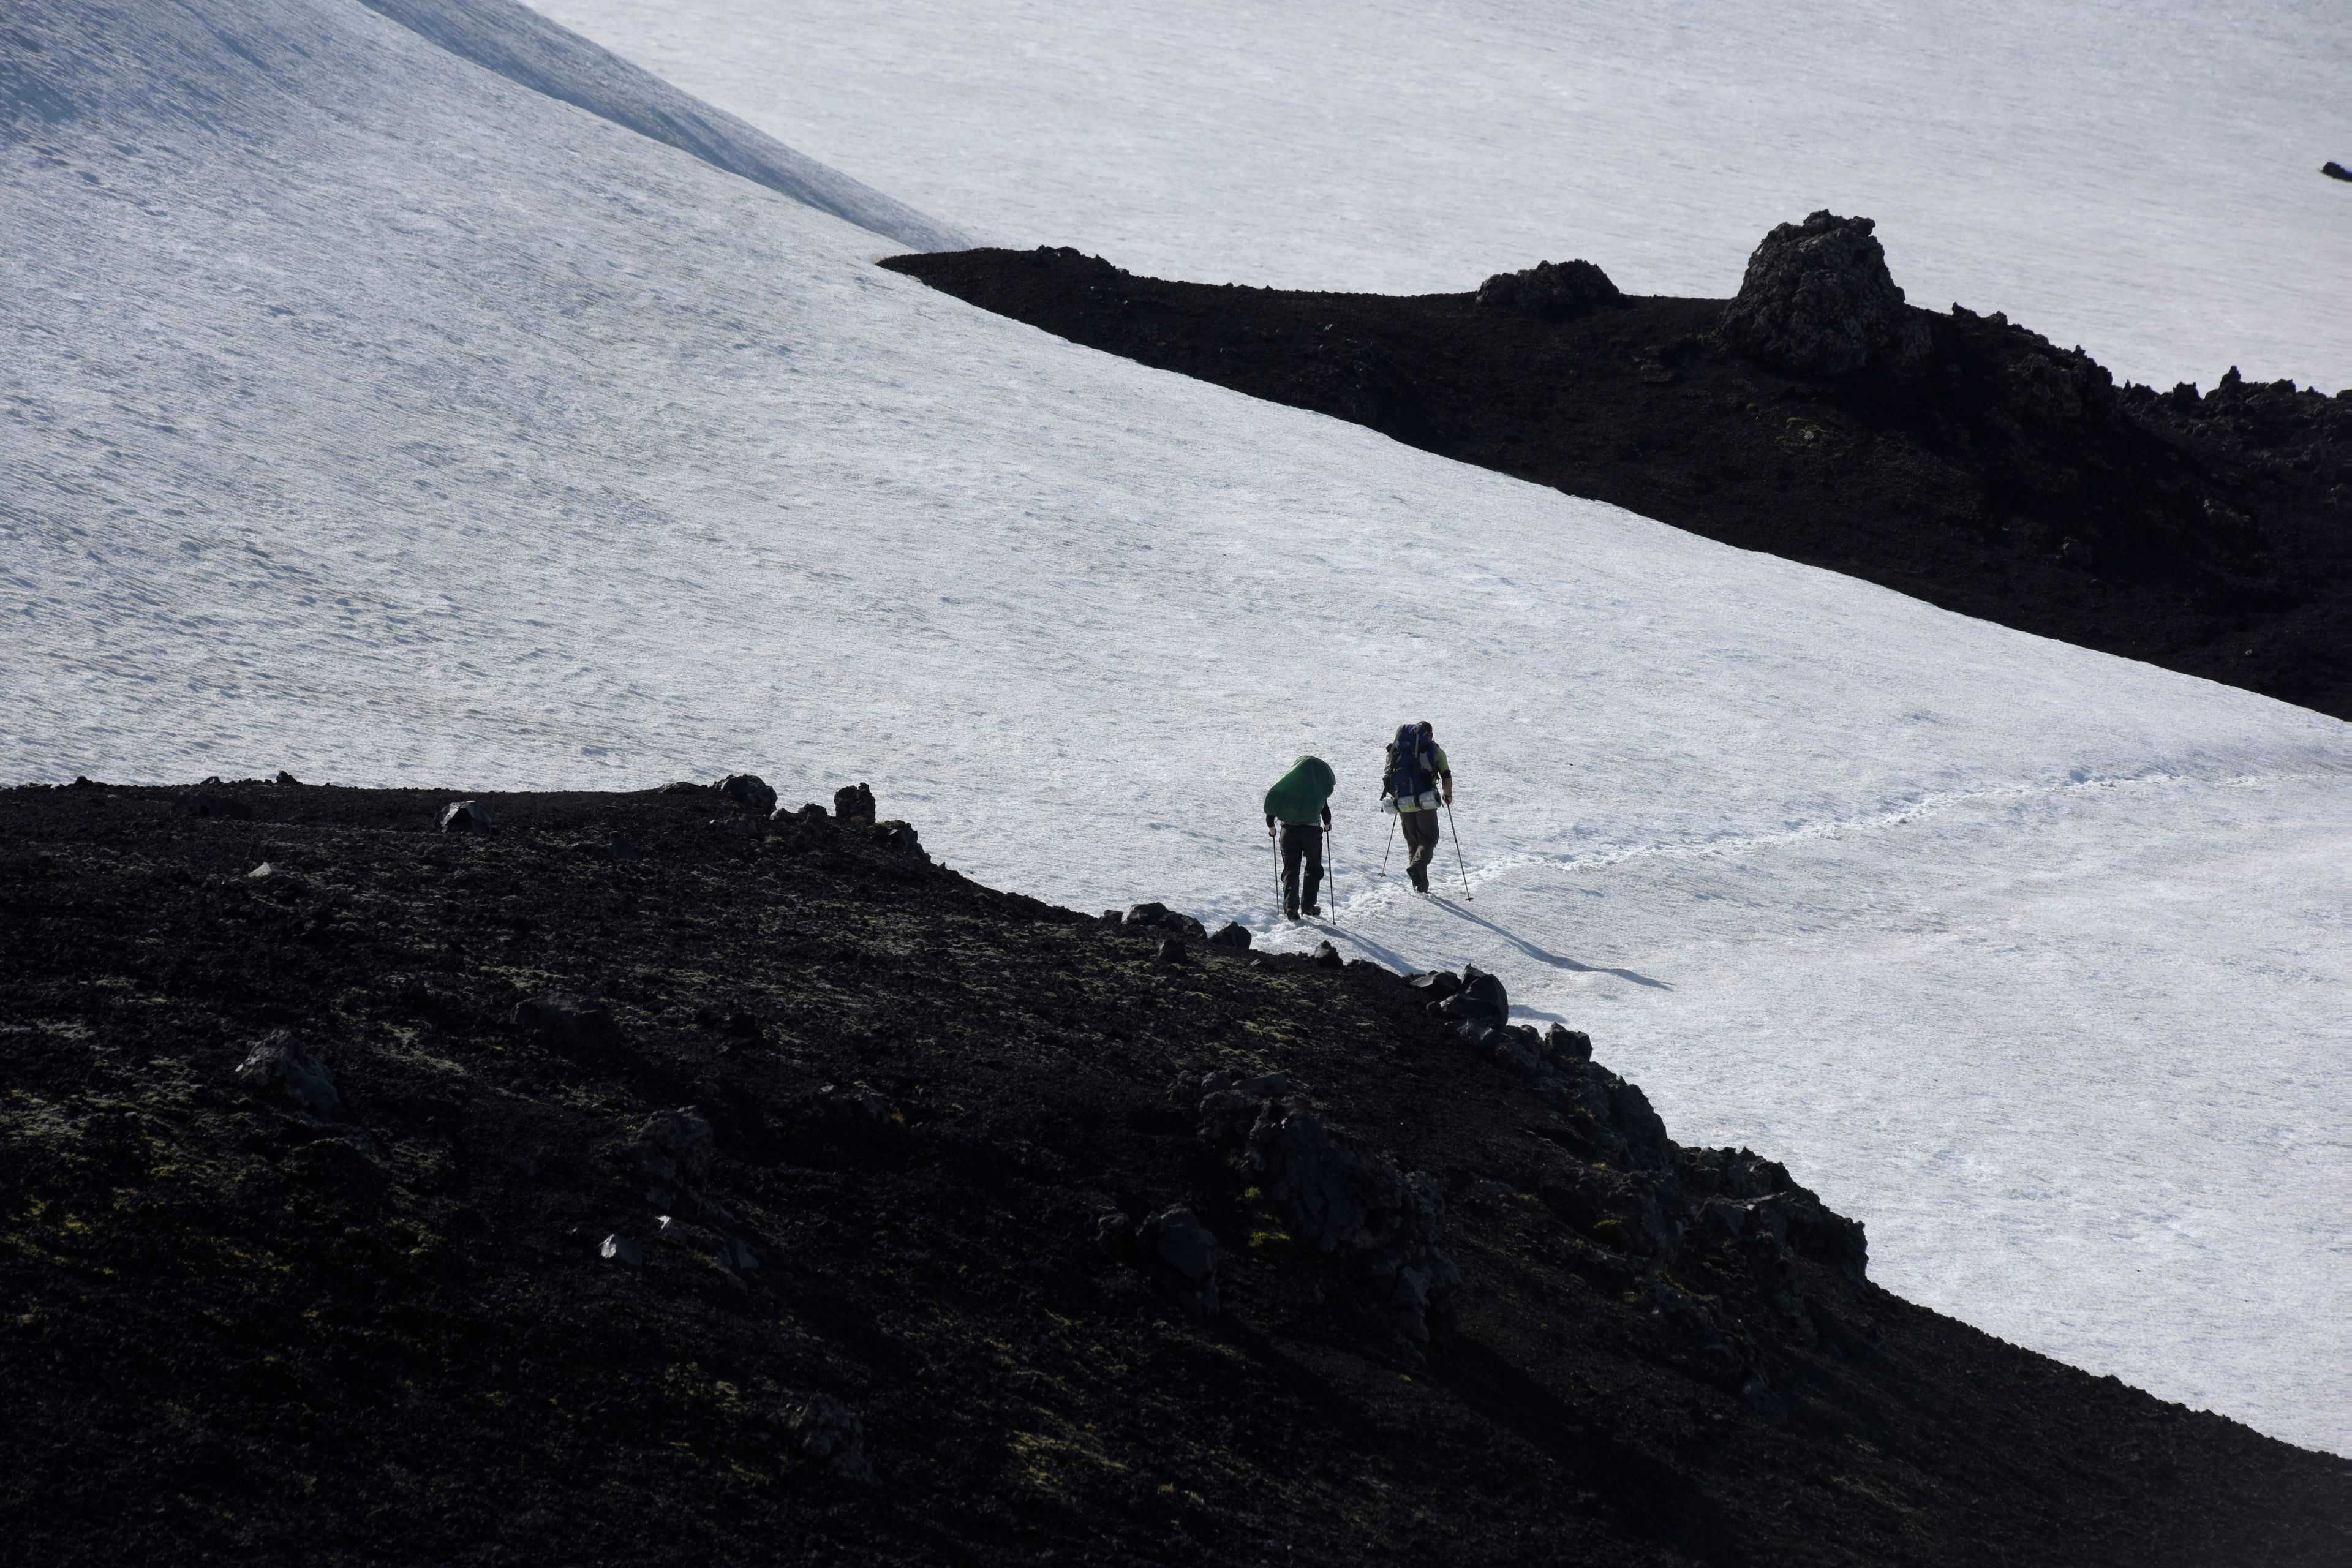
[887,239,2352,719]
[1476,257,1624,320]
[1719,209,1931,377]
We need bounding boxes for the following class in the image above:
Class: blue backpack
[1385,723,1436,799]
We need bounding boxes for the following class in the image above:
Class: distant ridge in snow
[354,0,967,251]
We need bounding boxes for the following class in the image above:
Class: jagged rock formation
[1719,209,1931,377]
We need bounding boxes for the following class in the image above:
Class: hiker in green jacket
[1264,755,1337,921]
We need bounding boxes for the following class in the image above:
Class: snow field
[2,0,2346,1452]
[1305,773,2349,1449]
[529,0,2352,392]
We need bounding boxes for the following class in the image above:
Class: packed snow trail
[532,0,2352,390]
[2,0,2347,1452]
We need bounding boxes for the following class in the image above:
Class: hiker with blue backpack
[1382,721,1453,893]
[1264,755,1337,921]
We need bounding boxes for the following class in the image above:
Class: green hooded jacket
[1264,755,1337,827]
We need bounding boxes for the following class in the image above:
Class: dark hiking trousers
[1280,823,1325,913]
[1400,809,1441,889]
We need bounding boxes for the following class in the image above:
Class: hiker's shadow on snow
[1434,898,1672,990]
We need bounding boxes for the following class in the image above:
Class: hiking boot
[1407,867,1429,892]
[1301,903,1321,917]
[1284,908,1300,922]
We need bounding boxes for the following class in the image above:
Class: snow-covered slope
[356,0,965,252]
[531,0,2352,391]
[2,0,2346,1453]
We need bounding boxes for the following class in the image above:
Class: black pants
[1279,823,1324,913]
[1400,809,1441,889]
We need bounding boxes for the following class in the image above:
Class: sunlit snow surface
[532,0,2352,391]
[2,0,2347,1453]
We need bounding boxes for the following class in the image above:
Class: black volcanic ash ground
[2,778,2345,1566]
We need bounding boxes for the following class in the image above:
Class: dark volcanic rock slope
[884,243,2352,722]
[2,779,2345,1566]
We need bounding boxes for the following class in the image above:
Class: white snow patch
[356,0,967,251]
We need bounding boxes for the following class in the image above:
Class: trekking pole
[1325,825,1338,925]
[1272,829,1284,919]
[1442,797,1472,899]
[1380,811,1397,876]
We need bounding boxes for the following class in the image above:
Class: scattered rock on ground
[718,774,777,815]
[1123,902,1206,940]
[177,790,253,820]
[233,1031,341,1116]
[1544,1056,1673,1170]
[1719,209,1929,377]
[1408,969,1464,1000]
[598,1233,643,1268]
[1547,1023,1593,1063]
[1311,940,1343,968]
[833,783,876,824]
[1476,257,1624,320]
[1492,1027,1544,1076]
[1678,1145,1869,1280]
[1245,1101,1460,1344]
[1192,1069,1292,1145]
[872,820,926,860]
[1207,921,1252,950]
[630,1107,716,1196]
[1433,963,1508,1024]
